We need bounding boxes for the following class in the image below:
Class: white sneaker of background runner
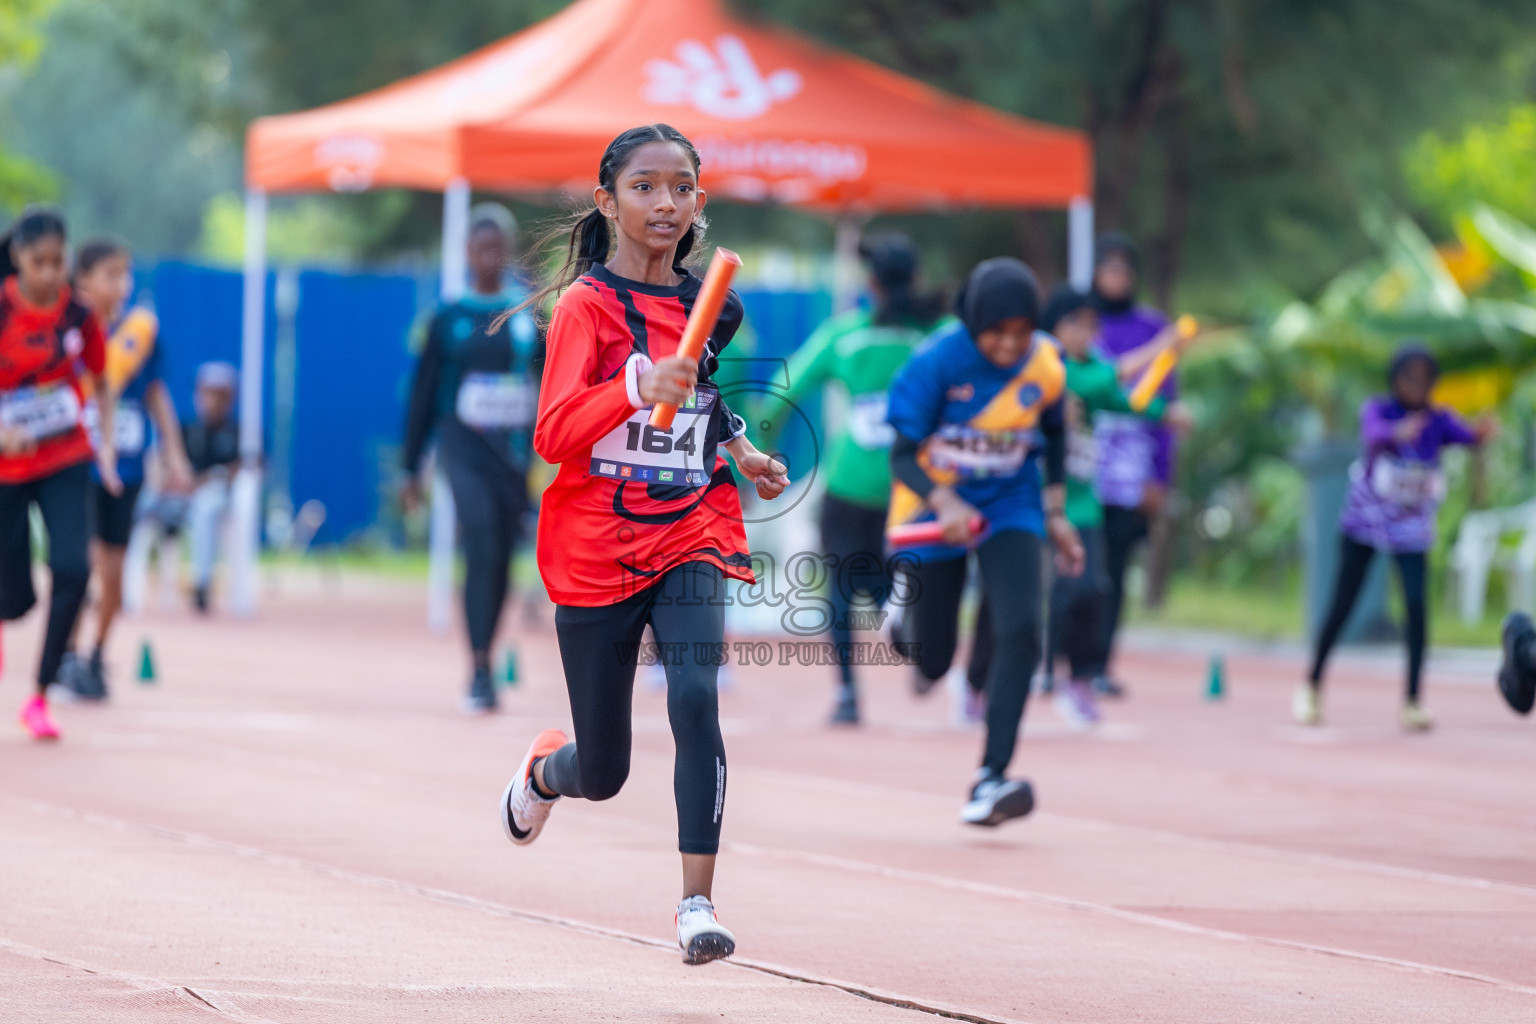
[960,773,1035,827]
[1292,683,1322,726]
[1053,685,1094,730]
[676,895,735,965]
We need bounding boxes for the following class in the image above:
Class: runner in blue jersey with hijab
[886,257,1084,827]
[402,206,542,713]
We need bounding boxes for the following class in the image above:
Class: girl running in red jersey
[498,125,788,965]
[0,208,119,739]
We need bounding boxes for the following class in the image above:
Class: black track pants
[1047,524,1109,680]
[819,493,893,688]
[1309,535,1428,700]
[541,562,729,855]
[442,441,526,657]
[1095,504,1148,677]
[0,462,92,694]
[907,531,1044,778]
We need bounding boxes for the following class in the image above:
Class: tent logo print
[315,135,385,192]
[644,35,801,120]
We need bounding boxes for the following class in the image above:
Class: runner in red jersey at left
[0,207,119,740]
[498,125,788,967]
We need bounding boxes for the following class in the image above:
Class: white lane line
[1036,813,1536,899]
[84,726,1536,900]
[722,838,1536,997]
[4,796,1027,1024]
[12,790,1536,1011]
[735,761,1536,899]
[0,934,279,1023]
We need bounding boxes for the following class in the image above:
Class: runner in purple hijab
[1299,344,1495,731]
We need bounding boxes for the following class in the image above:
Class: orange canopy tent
[246,0,1090,209]
[227,0,1095,615]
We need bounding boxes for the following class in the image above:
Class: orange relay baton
[1128,315,1197,412]
[649,248,742,430]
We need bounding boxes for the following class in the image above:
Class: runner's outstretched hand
[0,425,36,456]
[400,476,422,514]
[96,442,123,496]
[726,437,789,500]
[930,488,982,547]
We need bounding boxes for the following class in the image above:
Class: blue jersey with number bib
[885,322,1065,562]
[86,307,162,486]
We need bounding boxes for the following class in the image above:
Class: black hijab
[955,257,1040,339]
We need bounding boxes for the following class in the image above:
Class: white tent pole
[427,177,472,633]
[229,186,268,618]
[1068,196,1094,291]
[831,214,864,314]
[440,177,471,301]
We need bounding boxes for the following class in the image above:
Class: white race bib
[589,391,716,487]
[846,392,895,450]
[0,383,81,442]
[1066,425,1097,481]
[925,426,1031,479]
[1368,456,1445,509]
[84,399,147,455]
[456,373,535,430]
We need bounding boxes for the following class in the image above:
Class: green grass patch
[1128,575,1506,648]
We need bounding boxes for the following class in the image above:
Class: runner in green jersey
[761,234,943,724]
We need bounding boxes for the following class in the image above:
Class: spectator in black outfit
[401,206,542,713]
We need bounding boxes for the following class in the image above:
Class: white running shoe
[1292,684,1323,726]
[500,728,567,846]
[960,772,1035,827]
[676,895,735,965]
[1399,700,1434,732]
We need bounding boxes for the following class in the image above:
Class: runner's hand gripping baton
[1128,315,1198,413]
[887,514,989,550]
[648,248,742,430]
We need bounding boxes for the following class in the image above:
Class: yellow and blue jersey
[885,321,1065,561]
[87,307,162,485]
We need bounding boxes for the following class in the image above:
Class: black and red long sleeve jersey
[534,262,754,606]
[0,278,106,483]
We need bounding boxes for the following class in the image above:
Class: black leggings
[819,493,893,688]
[541,562,728,855]
[1308,535,1428,699]
[442,444,526,658]
[1046,524,1109,680]
[0,462,92,695]
[969,529,1101,687]
[1096,504,1148,678]
[907,531,1044,777]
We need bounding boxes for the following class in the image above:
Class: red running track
[1,572,1532,1022]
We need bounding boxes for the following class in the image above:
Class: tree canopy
[737,0,1536,310]
[1,0,1533,307]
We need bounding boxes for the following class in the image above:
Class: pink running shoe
[20,695,60,740]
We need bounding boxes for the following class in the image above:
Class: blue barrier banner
[290,269,422,545]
